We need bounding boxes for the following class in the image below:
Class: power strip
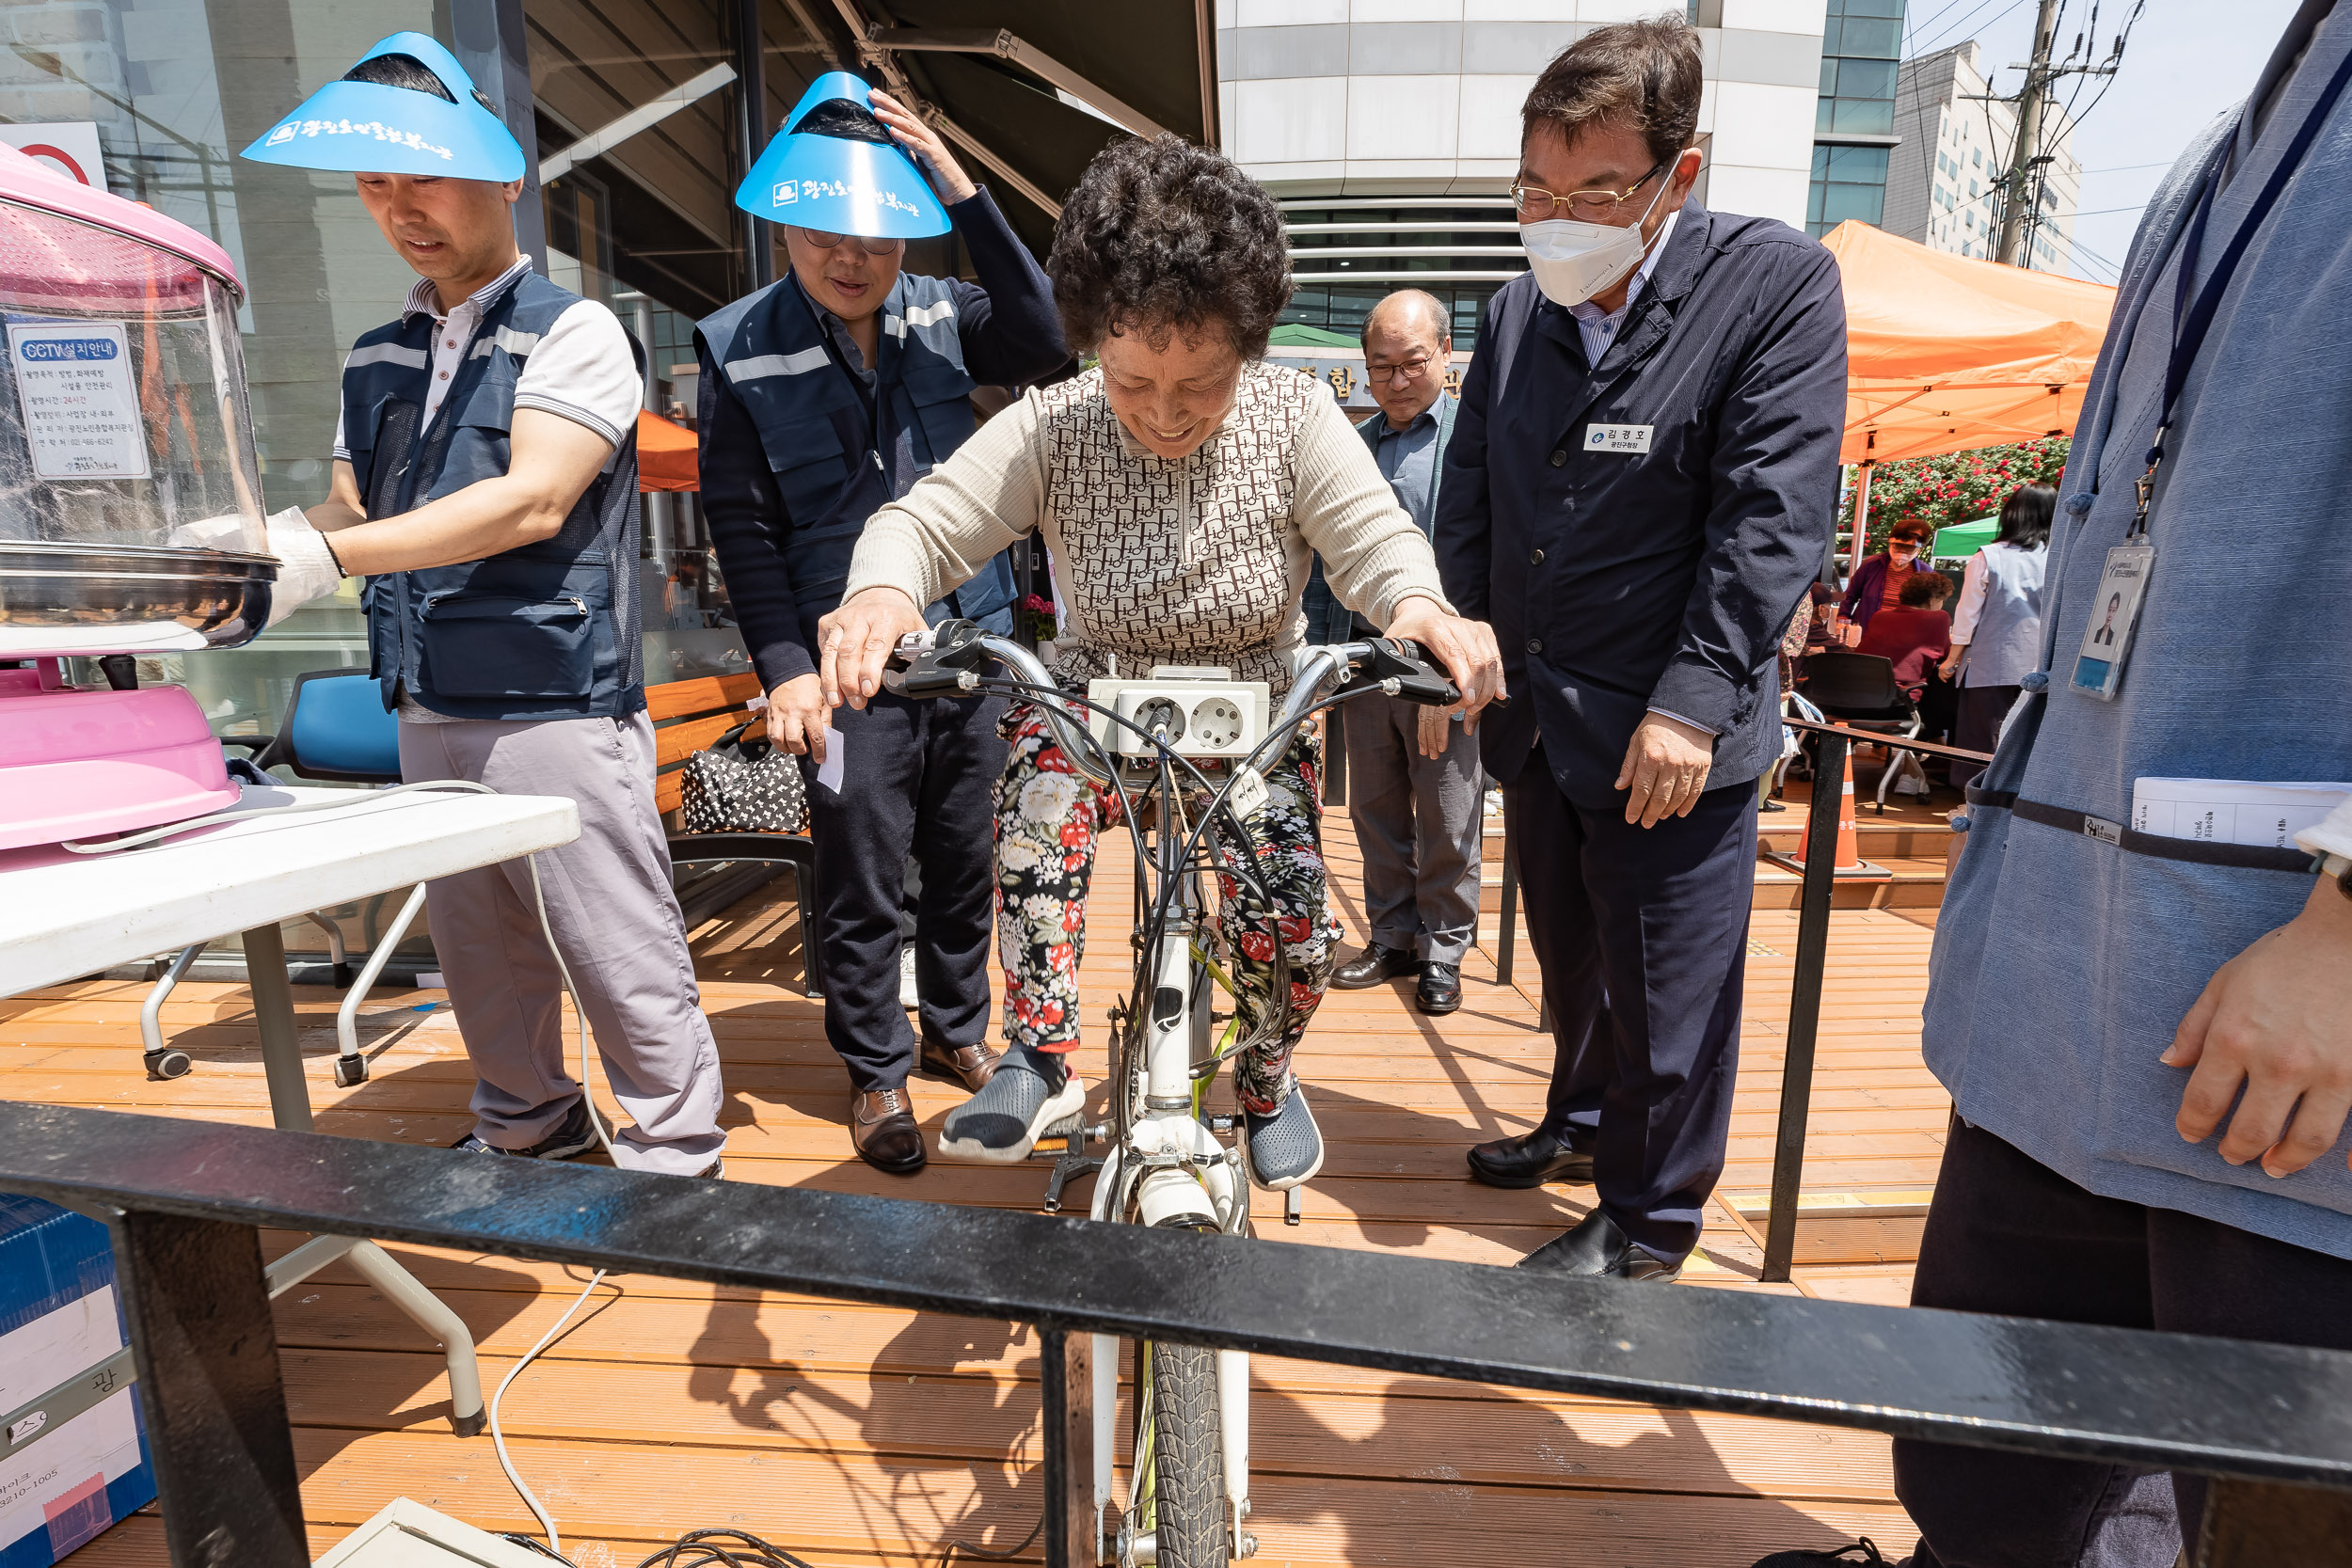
[312,1497,556,1566]
[1086,672,1270,761]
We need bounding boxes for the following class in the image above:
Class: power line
[1912,0,2033,59]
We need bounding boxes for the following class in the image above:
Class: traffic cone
[1763,749,1887,879]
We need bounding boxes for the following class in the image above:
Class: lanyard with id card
[2073,41,2352,700]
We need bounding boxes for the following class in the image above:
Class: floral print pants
[993,704,1340,1114]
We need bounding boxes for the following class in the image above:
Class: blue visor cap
[239,32,523,181]
[735,71,950,239]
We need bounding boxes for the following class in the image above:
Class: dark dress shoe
[850,1087,927,1174]
[1332,942,1422,990]
[1516,1210,1684,1282]
[917,1037,1001,1094]
[1750,1539,1894,1566]
[1466,1127,1594,1189]
[1416,961,1462,1014]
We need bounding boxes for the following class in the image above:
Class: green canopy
[1931,518,1998,560]
[1268,323,1359,348]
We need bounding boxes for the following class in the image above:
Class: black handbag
[676,720,809,835]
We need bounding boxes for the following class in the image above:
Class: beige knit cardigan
[840,361,1452,696]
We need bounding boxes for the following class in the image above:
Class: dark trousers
[1948,683,2020,793]
[1897,1117,2352,1567]
[1344,691,1486,966]
[802,688,1008,1093]
[1505,746,1757,1259]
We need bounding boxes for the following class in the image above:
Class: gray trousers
[399,712,726,1174]
[1343,692,1485,966]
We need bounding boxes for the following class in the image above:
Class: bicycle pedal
[1027,1113,1089,1158]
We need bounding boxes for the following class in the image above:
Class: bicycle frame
[888,626,1453,1564]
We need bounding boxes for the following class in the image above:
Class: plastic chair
[143,672,416,1084]
[1800,651,1928,814]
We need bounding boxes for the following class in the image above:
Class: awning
[1822,220,2117,466]
[766,2,1217,255]
[1931,517,1998,559]
[638,409,699,493]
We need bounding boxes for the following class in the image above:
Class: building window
[1807,143,1890,237]
[1815,0,1904,136]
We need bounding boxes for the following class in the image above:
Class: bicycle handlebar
[882,621,1463,790]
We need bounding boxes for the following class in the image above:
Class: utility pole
[1994,0,2061,267]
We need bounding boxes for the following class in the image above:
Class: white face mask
[1518,171,1674,309]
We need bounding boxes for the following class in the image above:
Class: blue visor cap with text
[735,71,950,239]
[238,32,523,182]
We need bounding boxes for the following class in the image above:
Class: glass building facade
[0,0,857,738]
[1808,0,1905,239]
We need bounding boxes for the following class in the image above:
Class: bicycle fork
[1089,918,1255,1562]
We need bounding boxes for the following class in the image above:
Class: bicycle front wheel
[1145,1338,1228,1568]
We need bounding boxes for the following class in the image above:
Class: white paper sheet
[2130,777,2352,848]
[817,725,846,793]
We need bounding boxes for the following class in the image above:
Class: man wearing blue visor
[696,73,1067,1174]
[243,35,727,1178]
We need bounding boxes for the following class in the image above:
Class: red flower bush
[1840,436,2071,553]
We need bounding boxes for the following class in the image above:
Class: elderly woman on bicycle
[818,135,1505,1190]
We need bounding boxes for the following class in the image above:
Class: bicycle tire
[1147,1339,1228,1568]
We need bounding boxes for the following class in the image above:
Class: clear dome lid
[0,191,265,557]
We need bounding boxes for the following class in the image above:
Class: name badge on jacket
[1584,423,1652,454]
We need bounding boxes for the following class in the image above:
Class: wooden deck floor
[0,803,1947,1566]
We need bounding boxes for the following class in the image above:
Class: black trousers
[1504,746,1757,1259]
[1947,683,2020,794]
[801,687,1008,1093]
[1897,1117,2352,1567]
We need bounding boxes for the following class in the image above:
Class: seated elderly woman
[818,135,1504,1188]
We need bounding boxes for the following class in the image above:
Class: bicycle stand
[1031,1114,1105,1214]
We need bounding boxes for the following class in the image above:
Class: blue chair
[140,673,414,1084]
[234,668,404,783]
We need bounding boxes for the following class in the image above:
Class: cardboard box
[0,1196,153,1566]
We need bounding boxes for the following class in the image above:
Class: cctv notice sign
[8,321,150,480]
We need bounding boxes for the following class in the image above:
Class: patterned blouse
[843,361,1450,695]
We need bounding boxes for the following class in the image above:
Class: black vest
[343,271,644,720]
[696,271,1016,645]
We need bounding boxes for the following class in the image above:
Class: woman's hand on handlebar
[816,587,928,710]
[1383,595,1507,755]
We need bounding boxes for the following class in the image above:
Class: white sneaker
[900,945,919,1008]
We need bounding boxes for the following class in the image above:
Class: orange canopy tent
[1824,218,2116,465]
[636,408,698,492]
[1822,219,2115,568]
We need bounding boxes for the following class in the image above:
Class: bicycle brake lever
[884,617,989,699]
[1363,637,1461,707]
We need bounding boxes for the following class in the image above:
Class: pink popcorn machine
[0,143,278,850]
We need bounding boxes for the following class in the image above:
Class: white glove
[262,506,348,628]
[166,511,256,551]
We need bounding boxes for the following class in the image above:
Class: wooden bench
[648,672,826,997]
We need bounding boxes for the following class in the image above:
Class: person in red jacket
[1857,569,1953,694]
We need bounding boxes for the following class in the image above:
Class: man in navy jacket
[696,75,1068,1174]
[1436,17,1846,1279]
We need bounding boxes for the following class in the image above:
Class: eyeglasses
[1366,355,1435,386]
[798,228,903,256]
[1511,162,1667,224]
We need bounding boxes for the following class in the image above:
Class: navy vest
[697,271,1017,644]
[342,271,644,720]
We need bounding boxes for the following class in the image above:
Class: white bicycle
[887,622,1461,1568]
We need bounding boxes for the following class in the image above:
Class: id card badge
[2070,541,2155,701]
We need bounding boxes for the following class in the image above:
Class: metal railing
[5,1098,2352,1566]
[1762,718,1991,1282]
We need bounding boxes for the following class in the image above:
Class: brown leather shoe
[917,1037,1002,1094]
[850,1087,926,1175]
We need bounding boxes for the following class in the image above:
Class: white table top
[0,785,580,994]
